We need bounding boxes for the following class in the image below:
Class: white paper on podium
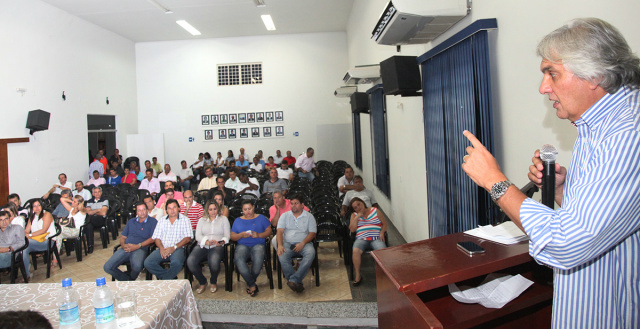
[464,221,529,245]
[448,274,534,308]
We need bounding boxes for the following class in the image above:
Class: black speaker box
[350,92,369,113]
[26,109,50,135]
[380,56,421,96]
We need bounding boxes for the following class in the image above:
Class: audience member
[110,160,124,176]
[0,210,26,270]
[157,189,176,216]
[236,172,260,198]
[269,191,309,249]
[295,148,318,182]
[178,160,194,192]
[158,164,177,183]
[181,190,204,231]
[72,181,91,201]
[273,150,284,165]
[257,150,266,169]
[276,194,317,293]
[87,170,106,187]
[231,200,272,297]
[150,157,163,176]
[263,169,288,195]
[144,160,157,177]
[51,190,72,218]
[224,169,241,191]
[23,199,56,278]
[139,169,160,196]
[85,187,109,253]
[96,150,108,175]
[213,176,233,205]
[144,199,192,280]
[187,200,230,294]
[213,152,226,176]
[0,310,53,329]
[213,192,230,218]
[2,202,26,228]
[53,195,86,253]
[277,161,294,181]
[192,153,205,179]
[134,165,145,181]
[197,167,217,192]
[106,168,122,186]
[337,166,355,197]
[265,156,277,171]
[203,152,213,170]
[349,197,387,286]
[237,148,249,162]
[235,155,250,172]
[7,193,28,217]
[43,173,72,199]
[250,157,263,173]
[144,195,164,220]
[121,167,137,185]
[341,176,379,216]
[283,150,296,167]
[225,150,235,168]
[104,202,157,281]
[109,148,123,169]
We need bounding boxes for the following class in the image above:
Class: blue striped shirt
[520,87,640,329]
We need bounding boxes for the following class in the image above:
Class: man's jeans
[278,242,315,284]
[298,171,315,182]
[143,247,186,280]
[103,247,148,281]
[187,245,225,285]
[234,243,265,288]
[179,180,191,192]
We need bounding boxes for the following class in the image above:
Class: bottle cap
[96,277,106,286]
[62,278,72,288]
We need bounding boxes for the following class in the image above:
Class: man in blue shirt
[462,18,640,328]
[103,202,157,281]
[106,168,122,186]
[235,155,250,172]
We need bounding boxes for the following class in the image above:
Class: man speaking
[462,18,640,328]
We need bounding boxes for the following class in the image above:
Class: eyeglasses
[0,218,10,222]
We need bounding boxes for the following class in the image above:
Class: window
[218,62,262,86]
[368,85,390,198]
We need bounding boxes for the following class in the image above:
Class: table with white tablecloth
[0,279,202,329]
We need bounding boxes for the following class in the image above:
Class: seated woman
[203,152,214,171]
[23,199,57,278]
[53,195,87,252]
[121,167,137,185]
[187,201,230,294]
[264,156,278,171]
[2,202,26,228]
[230,200,272,297]
[213,152,226,176]
[213,191,230,218]
[349,197,387,286]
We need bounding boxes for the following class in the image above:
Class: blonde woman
[54,195,87,252]
[187,200,230,293]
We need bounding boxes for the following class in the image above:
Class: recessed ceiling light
[254,0,266,7]
[146,0,173,14]
[261,15,276,31]
[176,20,201,36]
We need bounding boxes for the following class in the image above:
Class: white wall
[347,0,640,242]
[135,33,352,167]
[0,0,138,199]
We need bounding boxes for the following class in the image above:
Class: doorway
[87,115,117,165]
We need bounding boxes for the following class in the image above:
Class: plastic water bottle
[93,277,116,328]
[58,278,81,328]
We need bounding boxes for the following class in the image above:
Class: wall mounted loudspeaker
[26,109,50,135]
[380,55,421,96]
[350,92,370,113]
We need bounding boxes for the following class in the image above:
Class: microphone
[540,144,558,208]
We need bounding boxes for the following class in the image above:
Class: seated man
[106,168,122,186]
[213,176,234,205]
[96,149,109,175]
[273,150,284,165]
[196,167,216,192]
[277,160,294,181]
[0,210,26,270]
[121,167,137,185]
[192,153,205,180]
[42,173,72,199]
[224,168,241,192]
[180,190,203,231]
[144,195,165,220]
[295,148,319,182]
[87,170,106,187]
[250,157,263,173]
[156,181,184,208]
[263,168,288,195]
[283,151,296,167]
[103,202,157,281]
[270,191,309,249]
[139,169,161,196]
[337,166,355,198]
[134,165,145,181]
[72,180,91,201]
[144,160,157,177]
[150,157,163,177]
[276,195,317,293]
[111,160,124,177]
[341,175,379,217]
[157,189,176,216]
[158,164,177,183]
[51,190,72,218]
[144,199,192,280]
[177,160,194,192]
[7,193,29,217]
[109,148,123,169]
[88,157,105,180]
[235,155,250,172]
[236,172,260,198]
[86,186,109,253]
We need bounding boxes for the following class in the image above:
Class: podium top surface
[371,232,531,294]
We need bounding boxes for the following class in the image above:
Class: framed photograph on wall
[228,128,237,139]
[276,126,284,136]
[218,129,227,139]
[239,113,246,123]
[263,127,272,137]
[201,115,210,125]
[247,113,255,123]
[211,115,219,125]
[266,111,274,122]
[275,111,284,121]
[220,114,228,124]
[229,114,237,124]
[204,129,213,140]
[257,112,264,122]
[251,127,260,138]
[240,128,248,138]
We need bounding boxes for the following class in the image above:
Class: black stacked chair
[30,223,62,279]
[185,240,232,292]
[0,237,29,283]
[61,224,88,262]
[123,156,140,172]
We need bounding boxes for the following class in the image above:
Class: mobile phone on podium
[457,241,485,256]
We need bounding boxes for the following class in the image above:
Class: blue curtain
[353,112,362,169]
[420,28,496,238]
[368,85,391,198]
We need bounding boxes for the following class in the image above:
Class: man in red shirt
[180,190,203,231]
[96,149,109,176]
[283,150,296,167]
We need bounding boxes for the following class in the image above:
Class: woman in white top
[23,199,57,278]
[54,195,87,252]
[186,200,230,294]
[214,151,226,176]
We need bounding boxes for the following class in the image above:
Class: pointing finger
[463,130,485,150]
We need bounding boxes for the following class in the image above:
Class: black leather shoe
[87,246,94,254]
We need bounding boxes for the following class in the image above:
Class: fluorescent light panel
[176,20,201,36]
[261,15,276,31]
[146,0,173,14]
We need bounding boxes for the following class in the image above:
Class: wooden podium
[372,232,552,329]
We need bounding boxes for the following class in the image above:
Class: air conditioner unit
[371,0,470,46]
[343,65,381,85]
[334,86,357,97]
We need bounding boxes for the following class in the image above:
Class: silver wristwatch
[490,180,513,202]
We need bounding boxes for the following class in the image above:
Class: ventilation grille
[218,63,262,86]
